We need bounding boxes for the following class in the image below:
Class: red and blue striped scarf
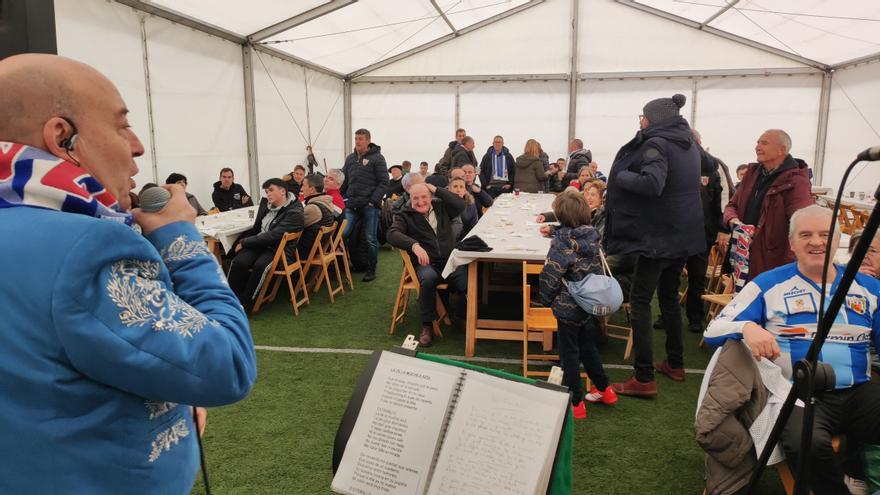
[0,141,132,225]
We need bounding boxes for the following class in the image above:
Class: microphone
[857,146,880,162]
[140,187,171,213]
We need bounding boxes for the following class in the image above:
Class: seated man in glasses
[704,205,880,493]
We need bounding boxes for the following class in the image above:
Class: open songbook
[331,350,570,495]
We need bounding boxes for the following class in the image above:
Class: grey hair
[766,129,792,153]
[327,168,345,184]
[788,205,839,241]
[402,172,424,191]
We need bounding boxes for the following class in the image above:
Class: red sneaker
[585,386,618,405]
[610,376,658,398]
[655,360,685,382]
[572,401,587,419]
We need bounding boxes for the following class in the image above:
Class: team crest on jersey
[362,159,369,166]
[846,295,868,316]
[784,292,816,315]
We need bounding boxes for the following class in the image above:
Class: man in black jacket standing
[479,135,516,197]
[605,94,704,397]
[450,136,478,171]
[564,139,593,184]
[387,183,468,346]
[212,167,253,212]
[341,128,389,282]
[228,178,304,311]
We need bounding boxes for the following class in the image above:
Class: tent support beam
[137,14,159,184]
[429,0,457,34]
[352,73,570,83]
[347,0,545,79]
[612,0,828,70]
[833,52,880,71]
[813,71,832,186]
[568,0,579,143]
[343,80,352,154]
[252,44,343,78]
[242,44,261,198]
[248,0,356,42]
[699,0,738,29]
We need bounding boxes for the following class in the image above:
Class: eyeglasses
[638,114,645,120]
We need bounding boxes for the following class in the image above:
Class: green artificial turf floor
[192,247,785,494]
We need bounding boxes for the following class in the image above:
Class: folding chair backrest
[400,249,418,286]
[522,261,550,319]
[304,225,328,265]
[279,231,303,270]
[333,218,349,252]
[317,223,337,258]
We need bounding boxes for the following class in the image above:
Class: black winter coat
[435,140,459,177]
[699,146,724,248]
[564,149,592,184]
[479,146,516,187]
[386,188,467,269]
[450,146,478,170]
[605,116,704,259]
[212,181,253,212]
[341,143,389,209]
[239,197,304,260]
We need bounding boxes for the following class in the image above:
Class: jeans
[782,380,880,494]
[630,255,686,382]
[227,247,276,309]
[343,205,380,273]
[685,249,709,326]
[557,318,609,405]
[414,263,468,324]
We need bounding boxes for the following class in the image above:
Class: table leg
[466,261,478,358]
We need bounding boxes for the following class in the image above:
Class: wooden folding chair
[388,249,450,337]
[522,262,590,389]
[303,223,345,303]
[839,204,858,235]
[705,243,730,296]
[331,218,354,291]
[251,231,309,315]
[601,303,634,360]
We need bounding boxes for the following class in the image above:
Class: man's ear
[42,117,72,158]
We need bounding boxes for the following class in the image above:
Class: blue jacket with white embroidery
[0,207,257,494]
[704,261,880,389]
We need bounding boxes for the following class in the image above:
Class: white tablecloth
[196,206,257,253]
[442,193,555,277]
[819,194,875,211]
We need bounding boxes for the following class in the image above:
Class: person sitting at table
[387,165,405,198]
[212,167,253,212]
[298,174,338,260]
[447,177,477,241]
[165,173,207,216]
[460,163,493,217]
[513,139,547,193]
[323,169,346,217]
[283,164,306,199]
[227,178,304,311]
[547,158,568,193]
[387,183,468,346]
[537,190,617,419]
[568,165,594,191]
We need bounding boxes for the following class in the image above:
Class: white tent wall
[144,16,249,211]
[351,84,455,171]
[54,0,155,194]
[822,62,880,196]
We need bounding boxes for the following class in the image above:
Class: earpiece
[60,133,78,152]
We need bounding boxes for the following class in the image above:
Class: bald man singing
[0,54,256,493]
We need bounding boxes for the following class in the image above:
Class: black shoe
[653,318,665,330]
[362,271,376,282]
[688,321,703,333]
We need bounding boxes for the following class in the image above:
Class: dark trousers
[685,249,709,325]
[343,206,380,273]
[558,318,609,405]
[227,247,276,309]
[630,255,686,382]
[782,380,880,494]
[415,263,468,324]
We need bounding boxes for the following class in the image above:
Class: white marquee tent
[53,0,880,207]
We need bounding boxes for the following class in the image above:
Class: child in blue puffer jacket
[538,190,617,418]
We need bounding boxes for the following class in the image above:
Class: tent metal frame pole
[690,79,698,128]
[242,44,261,198]
[429,0,457,34]
[832,52,880,71]
[248,0,356,42]
[454,84,460,130]
[353,73,570,83]
[252,44,342,78]
[813,71,832,186]
[348,0,545,79]
[568,0,579,143]
[343,80,352,154]
[138,13,159,184]
[612,0,828,70]
[699,0,739,28]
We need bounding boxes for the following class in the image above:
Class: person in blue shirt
[705,204,880,493]
[0,54,256,494]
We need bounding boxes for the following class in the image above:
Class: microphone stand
[746,159,880,494]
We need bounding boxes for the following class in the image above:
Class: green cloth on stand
[864,444,880,494]
[417,352,574,495]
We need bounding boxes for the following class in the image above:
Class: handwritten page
[332,352,462,495]
[425,370,568,495]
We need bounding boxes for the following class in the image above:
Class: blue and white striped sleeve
[704,280,766,347]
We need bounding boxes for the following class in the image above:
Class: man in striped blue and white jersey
[705,204,880,493]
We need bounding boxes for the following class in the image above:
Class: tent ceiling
[633,0,880,66]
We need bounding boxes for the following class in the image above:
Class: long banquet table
[195,206,257,262]
[442,192,556,357]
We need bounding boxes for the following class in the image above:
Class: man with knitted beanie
[605,94,705,397]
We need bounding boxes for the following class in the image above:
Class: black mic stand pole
[746,165,880,494]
